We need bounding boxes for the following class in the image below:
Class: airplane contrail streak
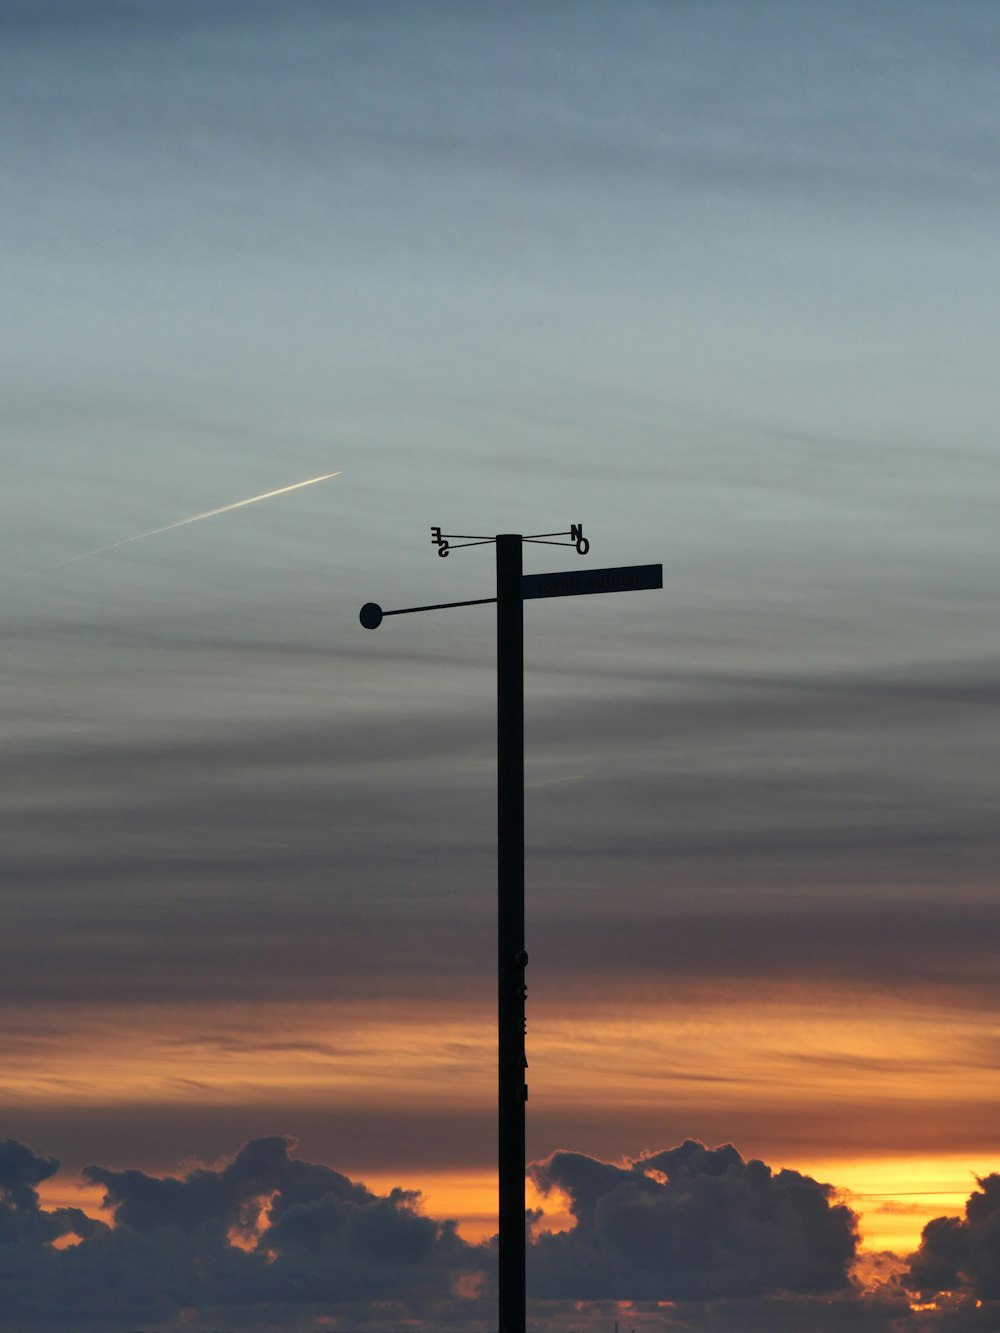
[48,471,342,569]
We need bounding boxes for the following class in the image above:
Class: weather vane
[360,527,662,1333]
[429,524,590,557]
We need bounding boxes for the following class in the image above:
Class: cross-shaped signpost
[360,528,662,1333]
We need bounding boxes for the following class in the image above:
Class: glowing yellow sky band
[51,471,342,567]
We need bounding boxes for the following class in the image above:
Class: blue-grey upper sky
[3,2,1000,1329]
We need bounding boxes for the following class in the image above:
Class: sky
[3,0,1000,1328]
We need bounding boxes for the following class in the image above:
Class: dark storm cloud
[529,1140,858,1301]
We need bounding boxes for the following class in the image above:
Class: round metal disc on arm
[359,602,383,630]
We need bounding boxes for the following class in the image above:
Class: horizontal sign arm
[521,563,663,601]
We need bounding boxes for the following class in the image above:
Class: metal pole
[496,534,526,1333]
[360,528,658,1333]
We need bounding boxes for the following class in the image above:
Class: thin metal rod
[523,530,573,539]
[439,533,493,541]
[382,597,497,616]
[496,534,526,1333]
[522,538,576,547]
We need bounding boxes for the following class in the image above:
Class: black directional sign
[521,562,662,601]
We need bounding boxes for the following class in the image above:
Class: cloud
[0,1138,105,1266]
[0,1137,59,1211]
[0,1135,485,1330]
[83,1133,371,1237]
[906,1173,1000,1301]
[528,1139,859,1301]
[10,1131,1000,1330]
[7,655,1000,1013]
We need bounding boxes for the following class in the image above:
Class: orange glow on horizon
[11,990,1000,1261]
[358,1170,575,1244]
[33,1155,984,1261]
[793,1153,991,1256]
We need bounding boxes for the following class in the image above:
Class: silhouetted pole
[496,535,526,1333]
[360,528,661,1333]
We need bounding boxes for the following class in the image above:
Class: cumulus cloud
[10,1132,983,1331]
[0,1137,59,1211]
[0,1135,485,1330]
[906,1173,1000,1302]
[83,1132,372,1236]
[529,1139,859,1301]
[0,1137,103,1256]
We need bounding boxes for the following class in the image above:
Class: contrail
[48,471,342,569]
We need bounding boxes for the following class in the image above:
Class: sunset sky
[4,2,1000,1330]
